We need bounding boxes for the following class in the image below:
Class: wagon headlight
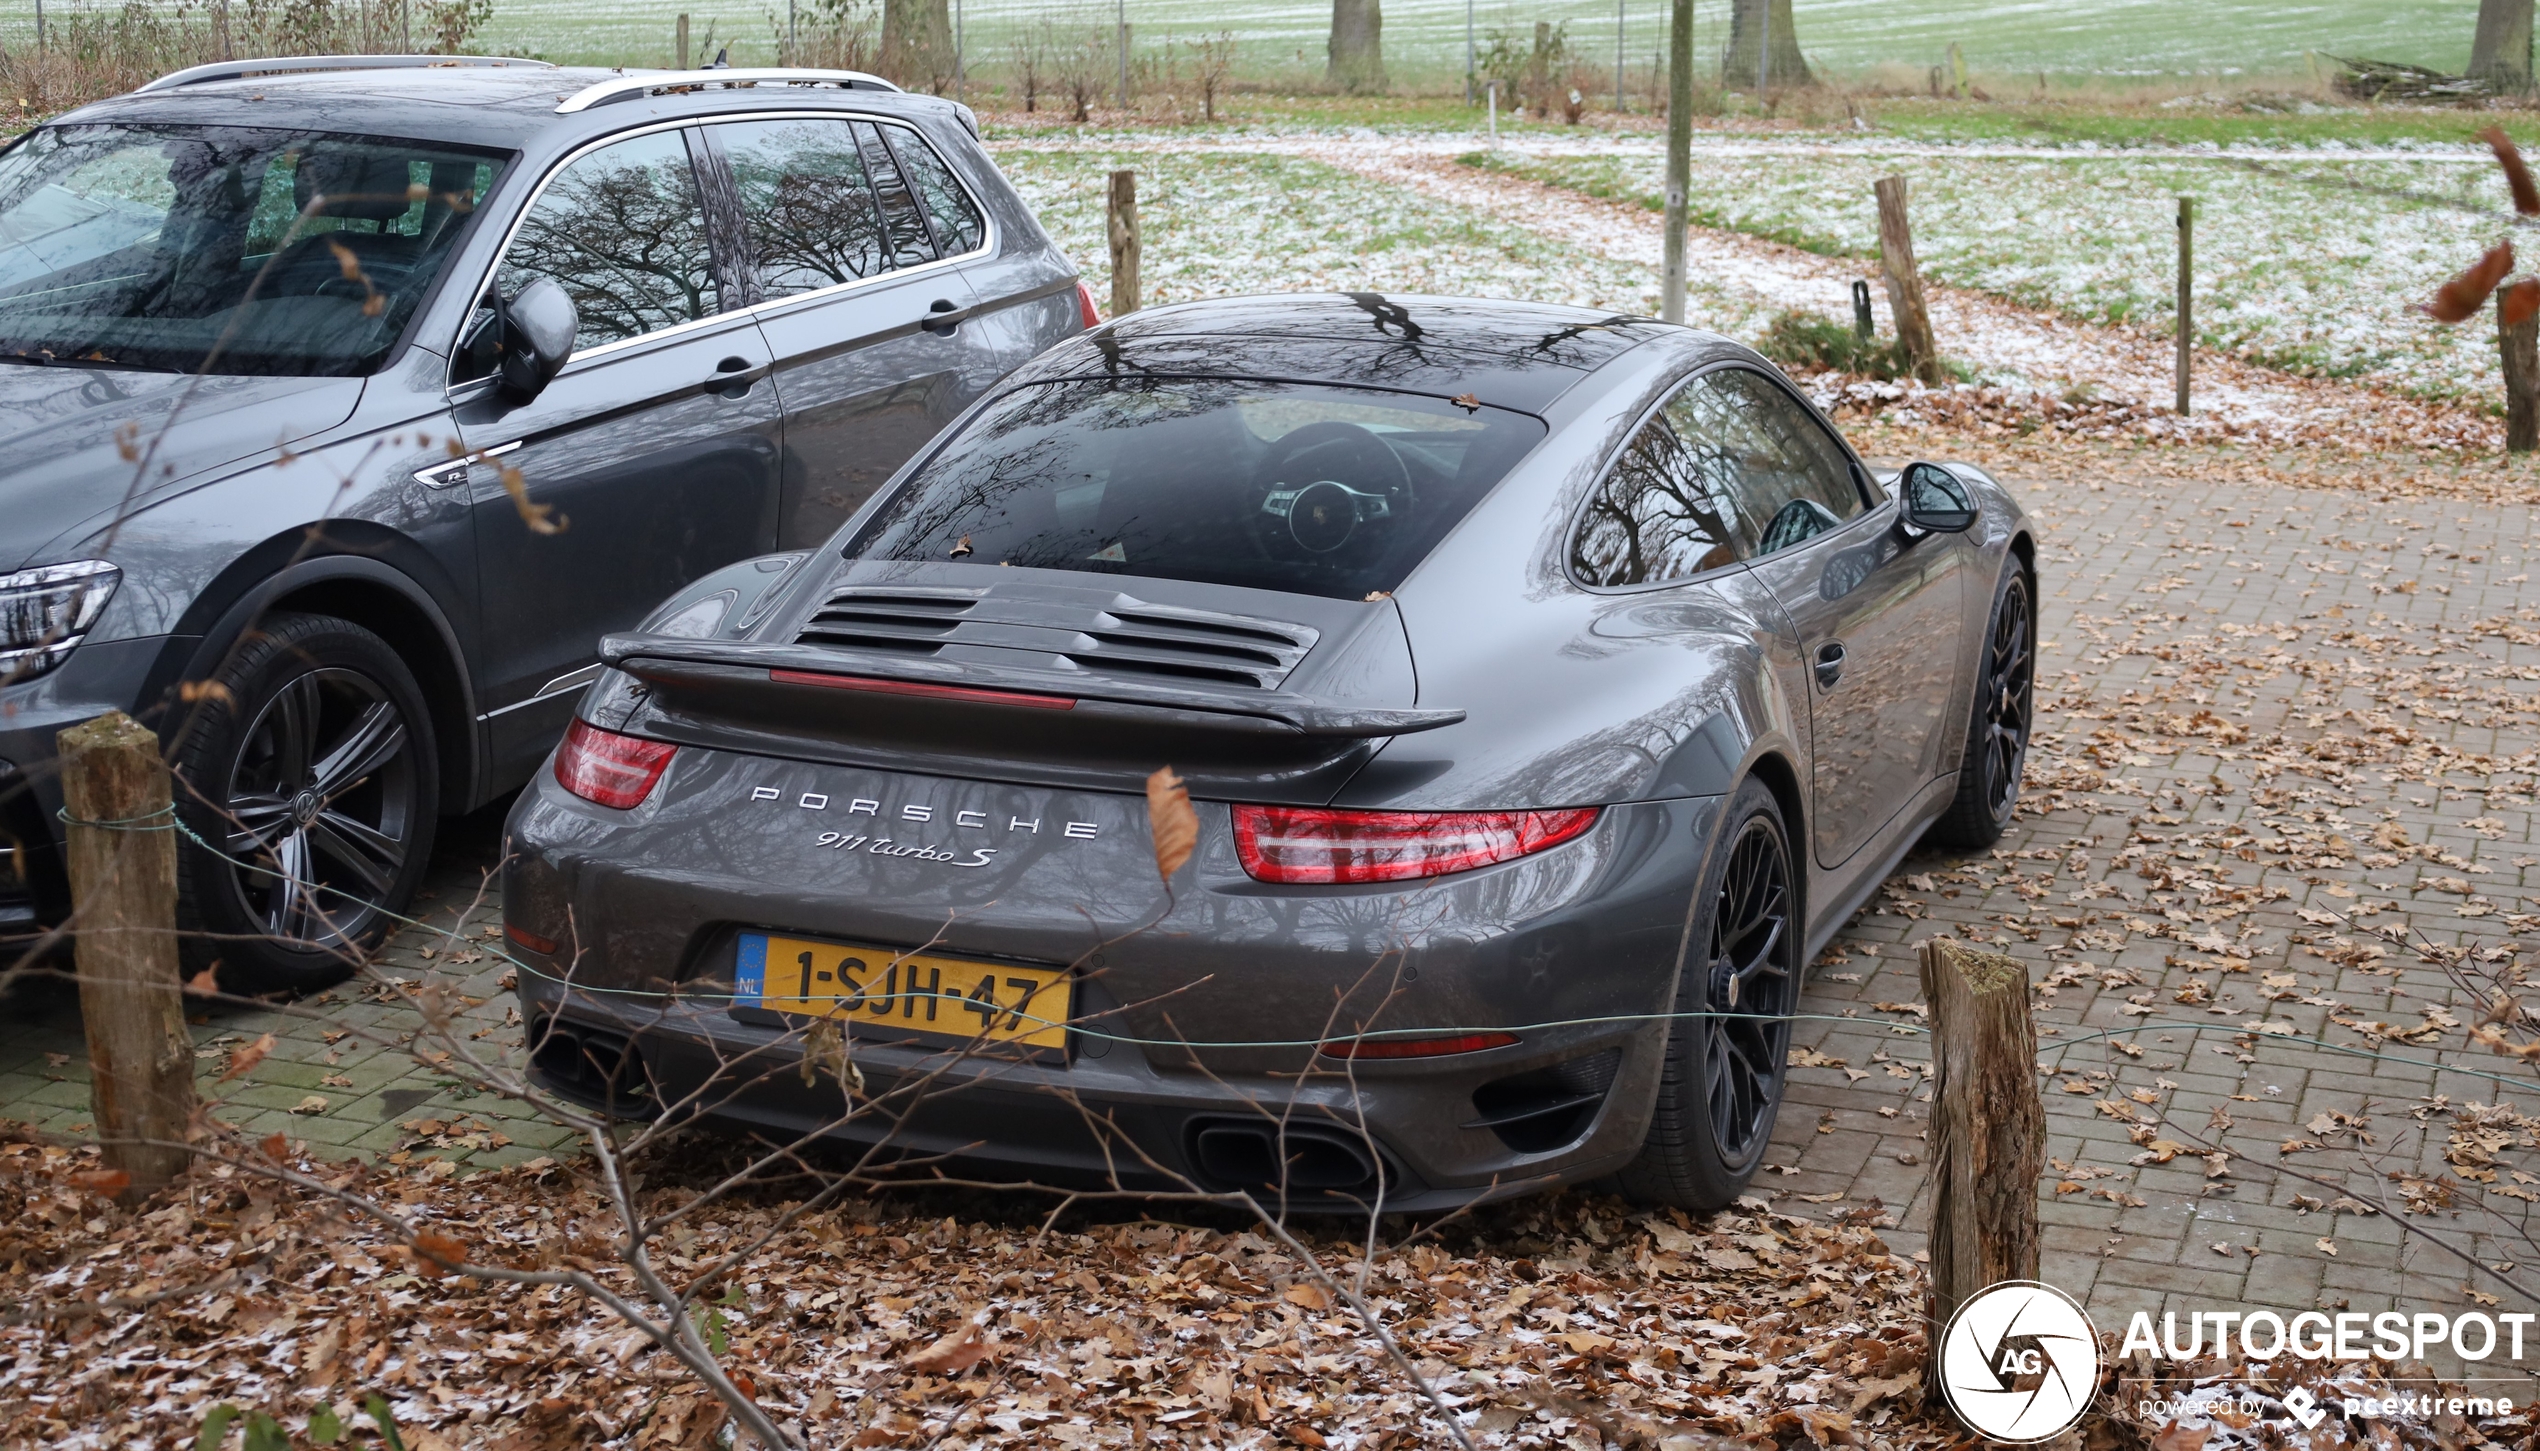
[0,560,119,681]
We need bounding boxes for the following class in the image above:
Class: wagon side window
[1569,384,1746,588]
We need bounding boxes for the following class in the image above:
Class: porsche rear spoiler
[597,634,1465,739]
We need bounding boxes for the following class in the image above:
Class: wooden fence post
[1106,168,1141,318]
[676,12,690,69]
[1919,937,2043,1397]
[2176,196,2195,416]
[60,710,195,1201]
[2503,288,2540,453]
[1874,176,1942,386]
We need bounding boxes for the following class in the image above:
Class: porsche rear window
[846,377,1548,601]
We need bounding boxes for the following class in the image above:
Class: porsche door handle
[919,298,972,335]
[1813,642,1846,690]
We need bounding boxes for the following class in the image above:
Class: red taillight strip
[1320,1032,1518,1060]
[504,922,559,955]
[770,669,1076,711]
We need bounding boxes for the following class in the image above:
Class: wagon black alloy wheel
[1978,576,2034,819]
[221,667,419,946]
[1702,817,1796,1161]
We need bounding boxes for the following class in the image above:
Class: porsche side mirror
[1899,461,1978,534]
[495,277,578,402]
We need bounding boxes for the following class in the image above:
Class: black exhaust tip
[1188,1118,1386,1197]
[527,1016,655,1115]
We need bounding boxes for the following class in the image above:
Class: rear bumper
[505,750,1721,1211]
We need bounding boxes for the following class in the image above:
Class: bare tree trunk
[1874,176,1942,386]
[1919,939,2043,1398]
[2474,0,2536,94]
[1327,0,1385,95]
[2503,288,2539,452]
[1660,0,1692,323]
[1722,0,1810,90]
[61,711,196,1203]
[880,0,953,90]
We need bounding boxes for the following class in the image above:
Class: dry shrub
[0,0,495,117]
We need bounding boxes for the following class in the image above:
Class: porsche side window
[488,130,718,358]
[879,125,986,257]
[849,378,1547,602]
[712,117,887,298]
[1685,368,1864,558]
[1569,399,1744,588]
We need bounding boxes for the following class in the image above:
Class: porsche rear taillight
[1074,278,1102,329]
[555,719,675,809]
[1231,805,1599,884]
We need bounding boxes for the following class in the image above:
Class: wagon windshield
[0,122,507,376]
[847,377,1548,601]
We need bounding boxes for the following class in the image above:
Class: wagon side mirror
[1899,461,1978,534]
[494,277,578,402]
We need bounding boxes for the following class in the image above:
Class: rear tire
[171,613,439,997]
[1929,562,2036,850]
[1614,777,1798,1211]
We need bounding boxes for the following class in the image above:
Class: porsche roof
[1046,294,1686,414]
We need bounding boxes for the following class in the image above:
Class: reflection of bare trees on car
[493,132,716,351]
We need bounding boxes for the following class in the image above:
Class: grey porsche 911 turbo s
[502,292,2035,1213]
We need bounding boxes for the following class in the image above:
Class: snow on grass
[1473,146,2517,403]
[996,147,1721,318]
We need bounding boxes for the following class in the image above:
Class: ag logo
[1936,1280,2101,1443]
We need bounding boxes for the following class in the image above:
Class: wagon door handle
[920,298,971,335]
[706,355,767,396]
[1813,642,1846,690]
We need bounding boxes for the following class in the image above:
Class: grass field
[1466,143,2516,401]
[475,0,2495,84]
[998,146,1698,314]
[0,0,2496,88]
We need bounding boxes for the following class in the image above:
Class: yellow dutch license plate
[736,932,1071,1050]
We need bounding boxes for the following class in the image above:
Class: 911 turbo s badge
[749,784,1101,868]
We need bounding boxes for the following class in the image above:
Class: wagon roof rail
[555,67,901,113]
[136,54,558,93]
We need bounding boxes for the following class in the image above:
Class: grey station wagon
[0,55,1088,989]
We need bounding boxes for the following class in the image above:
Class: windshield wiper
[0,347,180,373]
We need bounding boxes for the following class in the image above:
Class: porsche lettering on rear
[748,784,1101,840]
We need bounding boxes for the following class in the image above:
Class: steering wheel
[1250,421,1414,563]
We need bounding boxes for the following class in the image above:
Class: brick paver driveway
[1782,443,2540,1363]
[2,441,2536,1363]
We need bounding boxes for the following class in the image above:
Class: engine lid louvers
[790,583,1317,689]
[793,586,983,655]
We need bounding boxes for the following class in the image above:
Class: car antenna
[706,47,731,68]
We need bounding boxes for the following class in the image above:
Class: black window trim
[1565,358,1884,595]
[443,109,998,397]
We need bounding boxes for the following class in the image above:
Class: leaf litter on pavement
[0,1130,1947,1450]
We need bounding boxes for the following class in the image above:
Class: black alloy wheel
[1701,815,1797,1163]
[1934,565,2036,848]
[174,613,439,995]
[1614,777,1798,1210]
